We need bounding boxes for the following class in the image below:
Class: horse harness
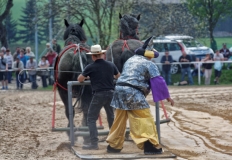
[54,43,89,91]
[109,38,142,63]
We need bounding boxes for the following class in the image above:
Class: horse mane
[120,14,140,40]
[64,35,81,46]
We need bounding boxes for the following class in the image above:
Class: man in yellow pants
[106,37,174,154]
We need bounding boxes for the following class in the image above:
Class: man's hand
[114,72,120,79]
[166,97,174,106]
[77,74,87,82]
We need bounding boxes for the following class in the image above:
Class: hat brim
[86,50,106,55]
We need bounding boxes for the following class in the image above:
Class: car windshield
[181,39,202,48]
[153,42,181,52]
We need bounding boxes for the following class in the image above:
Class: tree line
[1,0,232,49]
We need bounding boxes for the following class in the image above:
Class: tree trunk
[0,0,13,48]
[209,27,217,52]
[0,23,8,48]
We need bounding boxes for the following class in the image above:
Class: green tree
[186,0,232,51]
[18,0,43,44]
[40,0,136,48]
[133,2,205,39]
[4,12,18,44]
[38,0,62,42]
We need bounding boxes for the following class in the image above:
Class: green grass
[37,85,53,91]
[197,37,232,50]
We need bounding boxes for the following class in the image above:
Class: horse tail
[120,49,134,69]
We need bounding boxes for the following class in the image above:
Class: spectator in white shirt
[13,57,24,89]
[213,50,224,84]
[26,54,38,89]
[38,56,50,88]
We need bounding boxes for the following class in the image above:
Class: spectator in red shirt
[219,43,230,60]
[45,49,57,85]
[45,49,57,65]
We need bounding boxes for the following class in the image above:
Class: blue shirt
[17,55,29,68]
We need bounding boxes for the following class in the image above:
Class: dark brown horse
[106,13,143,72]
[54,19,92,143]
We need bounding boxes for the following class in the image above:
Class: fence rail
[1,60,231,85]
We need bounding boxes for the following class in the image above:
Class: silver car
[151,38,195,74]
[164,35,214,60]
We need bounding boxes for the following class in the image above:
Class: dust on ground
[0,86,232,160]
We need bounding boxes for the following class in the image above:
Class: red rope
[106,38,142,51]
[52,83,57,128]
[122,40,130,51]
[54,44,90,91]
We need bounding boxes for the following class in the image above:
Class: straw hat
[86,45,106,55]
[1,46,6,51]
[28,52,35,58]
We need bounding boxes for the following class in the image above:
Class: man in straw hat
[78,44,120,150]
[106,36,174,155]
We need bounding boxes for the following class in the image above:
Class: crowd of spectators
[159,43,232,86]
[0,39,60,90]
[0,41,231,89]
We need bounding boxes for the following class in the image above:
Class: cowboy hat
[86,44,106,55]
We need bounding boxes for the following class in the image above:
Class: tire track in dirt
[172,110,232,155]
[160,86,232,159]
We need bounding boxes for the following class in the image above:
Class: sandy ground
[1,84,232,160]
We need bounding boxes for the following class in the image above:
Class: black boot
[82,144,99,150]
[144,141,163,155]
[83,136,91,145]
[107,145,122,153]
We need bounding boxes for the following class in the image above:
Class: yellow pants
[106,108,159,150]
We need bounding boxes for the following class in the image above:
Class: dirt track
[0,86,232,160]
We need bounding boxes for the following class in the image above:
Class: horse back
[55,44,90,88]
[106,39,143,72]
